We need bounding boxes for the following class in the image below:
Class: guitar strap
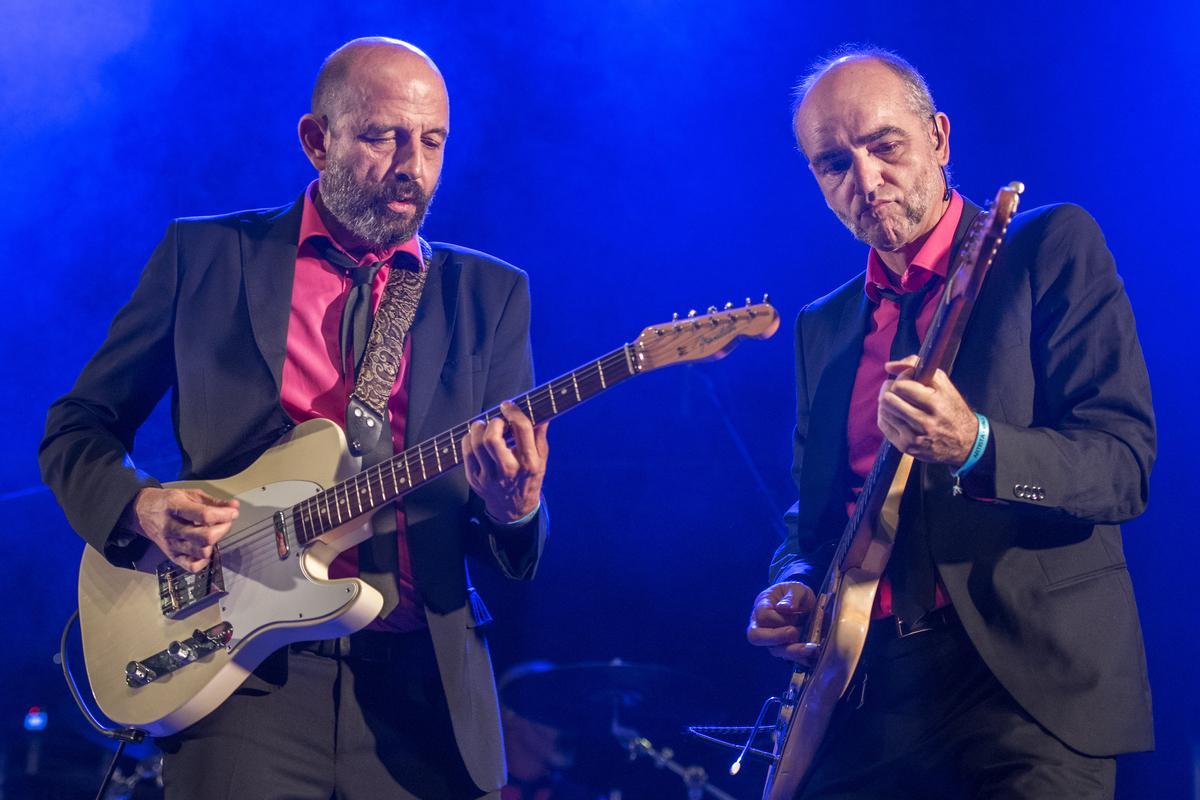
[344,237,431,457]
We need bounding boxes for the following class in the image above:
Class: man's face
[794,60,947,253]
[319,57,449,251]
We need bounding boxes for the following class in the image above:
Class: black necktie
[878,281,938,621]
[310,237,402,618]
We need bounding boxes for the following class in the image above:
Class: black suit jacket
[771,201,1155,756]
[39,197,547,790]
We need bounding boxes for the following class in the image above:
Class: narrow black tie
[879,281,938,622]
[311,237,401,618]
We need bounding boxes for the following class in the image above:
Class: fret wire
[524,394,536,423]
[403,452,413,488]
[418,448,427,481]
[434,438,443,472]
[548,381,559,413]
[320,490,333,531]
[571,371,581,401]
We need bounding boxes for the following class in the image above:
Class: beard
[835,166,939,252]
[319,158,434,253]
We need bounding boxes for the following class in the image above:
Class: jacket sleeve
[465,268,548,581]
[770,309,817,586]
[971,204,1155,524]
[38,222,180,565]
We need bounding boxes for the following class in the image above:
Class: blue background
[3,1,1195,797]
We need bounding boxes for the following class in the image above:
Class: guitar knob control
[125,660,158,687]
[168,640,196,663]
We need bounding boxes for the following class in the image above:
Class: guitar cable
[59,608,147,800]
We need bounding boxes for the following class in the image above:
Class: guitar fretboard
[291,345,638,543]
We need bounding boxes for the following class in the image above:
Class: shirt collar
[298,180,424,270]
[865,190,964,303]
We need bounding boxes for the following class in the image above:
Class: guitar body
[78,419,384,736]
[764,455,913,800]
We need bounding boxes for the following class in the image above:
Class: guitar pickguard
[214,480,368,648]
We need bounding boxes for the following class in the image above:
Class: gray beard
[319,160,432,253]
[838,169,936,252]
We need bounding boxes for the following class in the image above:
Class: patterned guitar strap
[345,237,431,458]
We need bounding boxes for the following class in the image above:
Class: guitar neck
[822,186,1021,586]
[292,345,638,544]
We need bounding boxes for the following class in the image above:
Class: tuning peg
[672,312,679,321]
[687,309,697,318]
[762,293,770,303]
[707,305,717,314]
[724,302,733,310]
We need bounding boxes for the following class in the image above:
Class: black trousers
[796,615,1116,800]
[157,629,483,800]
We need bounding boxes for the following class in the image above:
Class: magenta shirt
[279,181,426,631]
[846,191,964,619]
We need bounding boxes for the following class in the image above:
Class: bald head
[312,37,448,127]
[298,37,451,254]
[790,49,951,265]
[793,48,936,146]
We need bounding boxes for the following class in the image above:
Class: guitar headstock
[944,181,1024,303]
[632,298,780,371]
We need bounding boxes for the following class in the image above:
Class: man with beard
[745,49,1154,798]
[40,38,549,799]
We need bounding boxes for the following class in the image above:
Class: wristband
[952,413,989,478]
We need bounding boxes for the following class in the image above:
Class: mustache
[378,181,426,205]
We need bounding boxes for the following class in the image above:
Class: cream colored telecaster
[78,302,780,736]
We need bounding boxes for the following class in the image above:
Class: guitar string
[162,349,638,591]
[812,208,995,616]
[208,352,623,553]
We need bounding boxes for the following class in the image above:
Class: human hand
[121,487,240,573]
[461,401,549,522]
[878,355,978,466]
[746,581,820,666]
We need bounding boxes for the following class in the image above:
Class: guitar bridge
[157,553,226,618]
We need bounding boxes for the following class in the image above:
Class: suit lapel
[240,197,304,396]
[406,247,458,443]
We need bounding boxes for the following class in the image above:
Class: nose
[850,154,883,200]
[390,134,424,182]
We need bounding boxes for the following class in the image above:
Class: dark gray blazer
[770,201,1155,757]
[39,197,547,791]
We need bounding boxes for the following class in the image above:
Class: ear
[298,113,329,170]
[932,112,950,166]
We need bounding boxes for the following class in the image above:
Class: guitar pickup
[157,553,226,619]
[124,622,234,688]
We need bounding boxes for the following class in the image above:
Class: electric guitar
[77,302,779,736]
[760,184,1024,799]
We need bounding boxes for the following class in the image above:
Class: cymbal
[499,658,711,732]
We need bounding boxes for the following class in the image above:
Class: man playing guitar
[747,47,1154,799]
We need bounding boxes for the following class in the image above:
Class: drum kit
[499,658,741,800]
[92,658,741,800]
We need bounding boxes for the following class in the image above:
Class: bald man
[41,38,549,799]
[745,49,1153,798]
